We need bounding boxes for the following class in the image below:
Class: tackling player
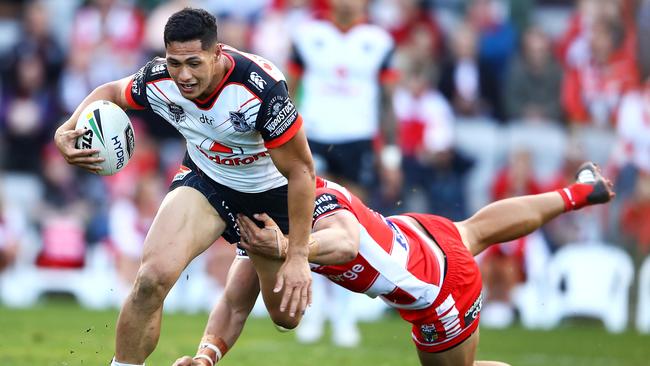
[53,8,315,366]
[172,162,614,366]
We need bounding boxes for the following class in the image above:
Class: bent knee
[268,310,301,330]
[132,264,178,303]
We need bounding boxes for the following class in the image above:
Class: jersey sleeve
[312,188,353,225]
[255,81,303,149]
[124,57,168,110]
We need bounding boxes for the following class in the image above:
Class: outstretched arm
[456,162,614,256]
[172,258,260,366]
[237,211,360,265]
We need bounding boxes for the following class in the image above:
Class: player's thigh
[221,257,260,312]
[417,329,479,366]
[140,187,226,280]
[247,252,303,327]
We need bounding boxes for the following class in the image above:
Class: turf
[0,300,648,366]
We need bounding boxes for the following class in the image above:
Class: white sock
[111,357,144,366]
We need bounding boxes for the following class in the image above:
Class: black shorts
[169,153,289,252]
[308,139,375,187]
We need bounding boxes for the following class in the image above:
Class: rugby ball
[75,100,135,176]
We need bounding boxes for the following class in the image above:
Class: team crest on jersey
[229,111,252,132]
[167,103,186,124]
[420,324,438,343]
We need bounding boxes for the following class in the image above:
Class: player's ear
[213,43,223,61]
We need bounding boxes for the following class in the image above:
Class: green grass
[1,300,648,366]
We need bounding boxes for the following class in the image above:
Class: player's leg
[114,187,225,364]
[416,329,511,366]
[172,256,261,366]
[455,162,614,256]
[248,251,304,329]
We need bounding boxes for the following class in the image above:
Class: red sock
[556,183,595,212]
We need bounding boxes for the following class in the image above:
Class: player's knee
[268,310,301,330]
[132,264,177,305]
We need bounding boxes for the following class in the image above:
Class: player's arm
[172,259,260,366]
[267,126,316,316]
[238,210,360,265]
[53,75,133,173]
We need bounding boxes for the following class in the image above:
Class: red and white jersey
[125,46,302,193]
[311,179,445,310]
[289,19,396,144]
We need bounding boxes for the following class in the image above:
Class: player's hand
[237,213,286,259]
[274,250,312,318]
[54,127,104,173]
[171,356,207,366]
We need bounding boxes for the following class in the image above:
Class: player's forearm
[286,164,316,258]
[307,227,357,265]
[463,192,565,255]
[379,87,398,145]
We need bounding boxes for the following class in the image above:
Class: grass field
[1,300,648,366]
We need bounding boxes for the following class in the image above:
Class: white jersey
[290,19,395,144]
[125,46,303,193]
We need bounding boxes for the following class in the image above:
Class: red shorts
[399,213,483,353]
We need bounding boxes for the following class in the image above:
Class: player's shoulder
[137,57,170,83]
[223,46,286,96]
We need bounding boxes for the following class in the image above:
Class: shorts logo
[420,324,438,343]
[249,72,266,91]
[167,103,186,124]
[172,165,192,182]
[229,111,252,132]
[463,291,483,326]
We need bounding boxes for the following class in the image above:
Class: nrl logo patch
[167,103,185,124]
[229,111,252,132]
[420,324,438,343]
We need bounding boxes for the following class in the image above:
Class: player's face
[166,40,220,99]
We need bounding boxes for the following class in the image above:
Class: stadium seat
[545,242,634,333]
[636,255,650,333]
[0,243,116,309]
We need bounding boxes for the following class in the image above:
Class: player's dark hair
[164,8,218,50]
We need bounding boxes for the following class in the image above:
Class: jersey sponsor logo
[131,67,145,96]
[313,193,342,219]
[150,63,166,75]
[264,95,298,138]
[167,103,186,124]
[463,291,483,326]
[420,324,438,343]
[198,149,270,166]
[229,111,252,132]
[249,71,267,91]
[327,263,365,282]
[200,114,214,126]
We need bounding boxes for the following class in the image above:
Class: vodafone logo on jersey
[198,148,270,166]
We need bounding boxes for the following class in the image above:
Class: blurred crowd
[0,0,649,332]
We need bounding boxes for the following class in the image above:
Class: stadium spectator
[504,26,563,123]
[439,21,500,121]
[620,170,650,255]
[561,15,639,127]
[288,0,401,203]
[53,8,315,366]
[173,162,614,366]
[394,60,472,220]
[286,0,400,346]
